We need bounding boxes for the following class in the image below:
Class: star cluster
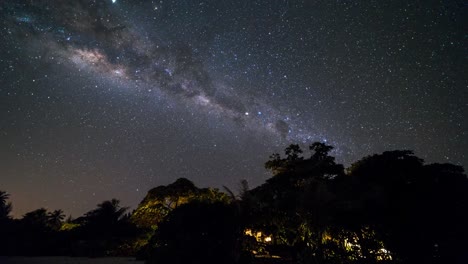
[0,0,466,217]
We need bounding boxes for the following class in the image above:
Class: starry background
[0,0,466,217]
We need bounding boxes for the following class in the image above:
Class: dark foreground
[1,143,467,264]
[0,257,143,264]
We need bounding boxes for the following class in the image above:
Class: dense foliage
[0,142,467,264]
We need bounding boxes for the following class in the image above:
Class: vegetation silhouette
[0,190,12,221]
[0,142,467,264]
[147,201,242,264]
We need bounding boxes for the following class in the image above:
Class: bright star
[112,0,116,3]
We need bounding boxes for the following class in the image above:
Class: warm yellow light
[244,229,273,243]
[377,248,392,261]
[60,222,80,231]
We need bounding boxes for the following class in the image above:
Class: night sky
[1,0,466,217]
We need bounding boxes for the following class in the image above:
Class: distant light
[245,112,249,116]
[112,0,116,3]
[258,111,262,115]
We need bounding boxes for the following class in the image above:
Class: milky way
[5,0,314,141]
[1,0,466,217]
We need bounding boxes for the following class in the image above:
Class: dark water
[0,257,144,264]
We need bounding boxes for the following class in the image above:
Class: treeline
[0,142,467,264]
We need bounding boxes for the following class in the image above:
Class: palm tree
[0,191,9,204]
[22,208,49,229]
[48,209,65,230]
[0,190,12,220]
[86,199,128,225]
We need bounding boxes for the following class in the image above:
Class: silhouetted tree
[344,151,468,263]
[85,199,128,226]
[248,143,345,262]
[265,144,304,175]
[48,209,65,230]
[148,201,242,264]
[0,190,12,221]
[0,190,14,255]
[22,208,50,231]
[66,199,139,257]
[131,178,228,229]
